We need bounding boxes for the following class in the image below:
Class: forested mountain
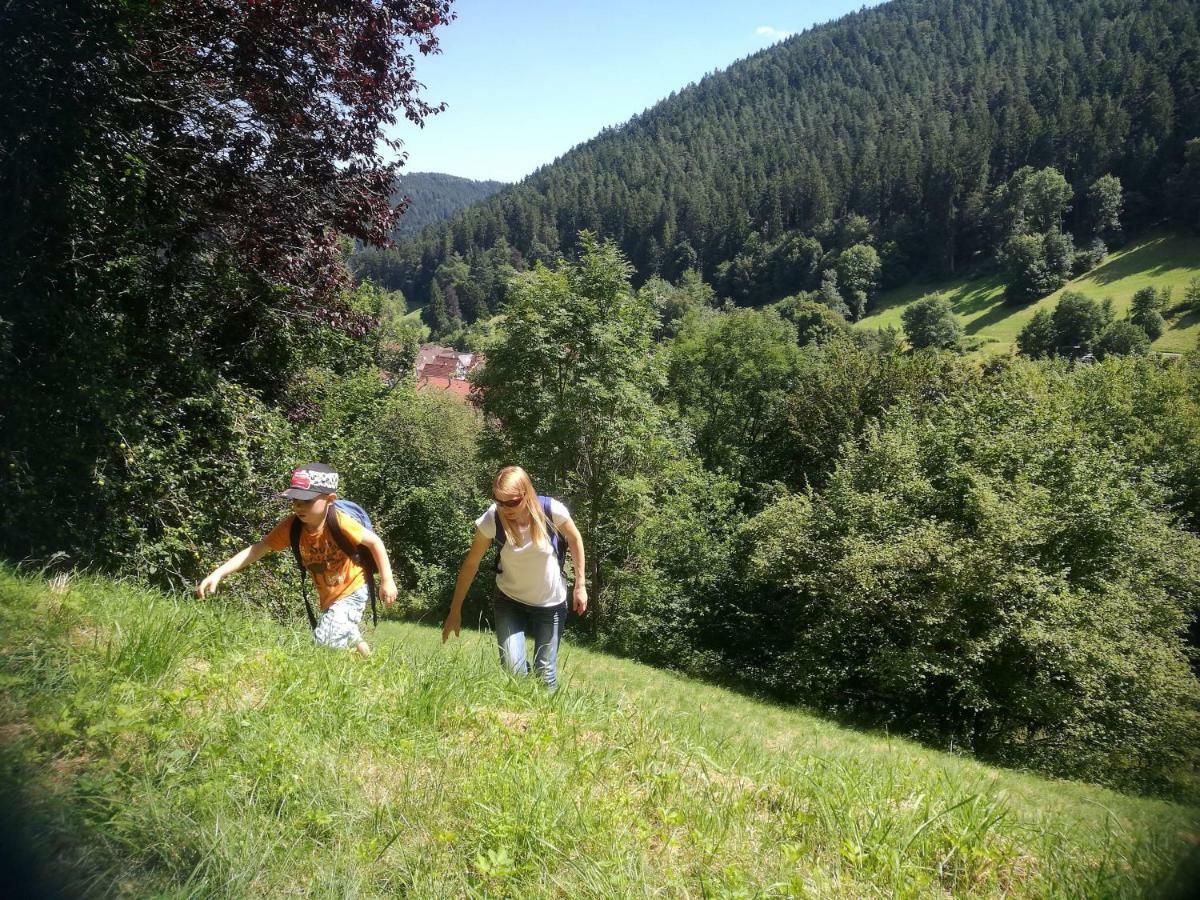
[358,0,1200,324]
[390,172,506,238]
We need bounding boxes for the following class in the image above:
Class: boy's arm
[360,531,397,605]
[197,540,271,598]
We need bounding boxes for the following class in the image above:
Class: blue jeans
[493,592,566,690]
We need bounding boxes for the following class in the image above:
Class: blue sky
[389,1,883,183]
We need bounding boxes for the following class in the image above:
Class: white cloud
[756,25,793,41]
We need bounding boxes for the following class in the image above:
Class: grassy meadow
[857,232,1200,355]
[2,566,1199,898]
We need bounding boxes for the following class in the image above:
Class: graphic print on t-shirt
[263,510,367,609]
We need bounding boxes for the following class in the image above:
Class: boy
[197,463,397,656]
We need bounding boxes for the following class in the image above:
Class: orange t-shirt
[263,510,367,610]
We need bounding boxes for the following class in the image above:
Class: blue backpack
[289,500,379,631]
[493,495,567,572]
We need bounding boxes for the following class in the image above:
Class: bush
[901,293,961,349]
[738,369,1200,792]
[601,451,741,673]
[1130,286,1166,341]
[1095,321,1150,359]
[3,375,297,589]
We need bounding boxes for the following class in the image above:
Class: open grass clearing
[1,567,1198,897]
[857,231,1200,355]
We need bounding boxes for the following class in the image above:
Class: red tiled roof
[417,375,476,401]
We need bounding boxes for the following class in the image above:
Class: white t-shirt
[475,498,572,607]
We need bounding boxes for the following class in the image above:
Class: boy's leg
[312,586,369,652]
[530,602,566,691]
[493,593,528,677]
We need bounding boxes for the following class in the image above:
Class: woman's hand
[442,608,462,642]
[572,583,588,616]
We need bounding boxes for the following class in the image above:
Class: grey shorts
[313,585,369,649]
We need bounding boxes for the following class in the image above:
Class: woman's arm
[559,517,588,616]
[442,528,492,642]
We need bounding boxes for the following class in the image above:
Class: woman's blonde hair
[492,465,550,550]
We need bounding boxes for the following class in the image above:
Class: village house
[414,343,483,402]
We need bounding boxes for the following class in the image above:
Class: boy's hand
[380,577,397,606]
[196,572,222,599]
[441,609,461,643]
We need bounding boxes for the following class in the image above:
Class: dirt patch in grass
[0,722,32,744]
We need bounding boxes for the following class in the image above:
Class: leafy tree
[1084,174,1123,246]
[1001,232,1072,303]
[780,341,978,491]
[639,270,717,340]
[668,308,802,495]
[1130,286,1167,341]
[0,0,452,573]
[1016,309,1057,359]
[994,166,1073,238]
[1051,292,1113,356]
[776,295,850,346]
[901,294,961,350]
[836,243,882,319]
[1095,321,1151,359]
[475,233,662,627]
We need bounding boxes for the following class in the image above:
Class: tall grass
[2,566,1198,897]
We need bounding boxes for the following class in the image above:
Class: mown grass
[2,566,1198,898]
[858,231,1200,355]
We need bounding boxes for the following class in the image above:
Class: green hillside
[857,232,1200,355]
[389,172,507,239]
[373,0,1200,319]
[3,568,1198,897]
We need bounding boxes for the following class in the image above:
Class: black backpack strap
[290,516,318,631]
[492,506,507,572]
[326,505,378,628]
[540,496,566,567]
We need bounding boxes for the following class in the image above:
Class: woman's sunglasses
[494,495,524,508]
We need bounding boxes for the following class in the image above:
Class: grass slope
[857,232,1200,355]
[2,567,1198,897]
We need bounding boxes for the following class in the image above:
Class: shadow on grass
[1085,237,1182,286]
[1170,309,1200,332]
[948,277,1007,318]
[964,298,1027,335]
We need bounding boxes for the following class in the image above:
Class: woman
[442,466,587,690]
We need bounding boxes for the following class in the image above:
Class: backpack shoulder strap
[540,496,567,566]
[326,506,370,565]
[289,516,318,631]
[289,516,305,577]
[325,505,378,627]
[493,506,507,548]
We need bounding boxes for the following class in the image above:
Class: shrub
[739,370,1200,792]
[901,293,962,350]
[1095,321,1150,359]
[1130,286,1166,341]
